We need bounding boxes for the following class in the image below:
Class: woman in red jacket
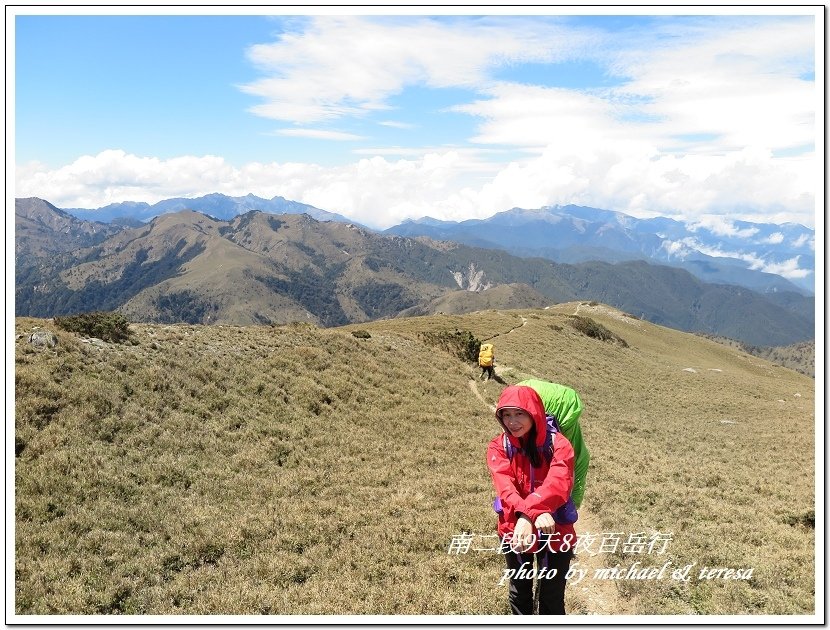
[487,385,577,615]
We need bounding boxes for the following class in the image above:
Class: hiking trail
[482,315,528,343]
[470,373,634,616]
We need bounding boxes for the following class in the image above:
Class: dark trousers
[505,548,573,615]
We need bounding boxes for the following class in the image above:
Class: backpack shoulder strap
[543,415,559,463]
[502,432,515,460]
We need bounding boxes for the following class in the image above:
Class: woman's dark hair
[522,424,543,468]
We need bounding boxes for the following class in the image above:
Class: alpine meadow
[14,302,815,617]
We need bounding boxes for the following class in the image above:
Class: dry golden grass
[707,336,815,378]
[13,302,816,617]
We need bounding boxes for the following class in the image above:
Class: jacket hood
[495,385,548,450]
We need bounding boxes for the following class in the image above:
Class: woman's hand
[512,515,536,552]
[534,512,556,534]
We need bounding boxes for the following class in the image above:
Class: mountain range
[63,192,353,225]
[61,193,816,296]
[385,204,815,296]
[14,197,814,347]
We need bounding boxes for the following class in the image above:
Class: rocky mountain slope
[15,197,121,261]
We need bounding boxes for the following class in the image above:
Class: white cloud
[659,239,693,259]
[454,82,630,150]
[760,256,812,279]
[14,145,818,232]
[429,145,815,229]
[15,150,233,208]
[14,149,469,229]
[392,18,816,228]
[441,18,815,223]
[675,236,811,280]
[687,216,760,239]
[272,128,365,141]
[295,152,469,227]
[239,16,594,124]
[610,18,815,154]
[764,232,785,245]
[793,233,815,250]
[379,121,415,129]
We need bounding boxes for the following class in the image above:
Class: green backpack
[518,379,590,508]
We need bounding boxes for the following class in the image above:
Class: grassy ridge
[13,303,815,616]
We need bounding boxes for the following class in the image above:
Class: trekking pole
[534,533,550,614]
[533,564,540,615]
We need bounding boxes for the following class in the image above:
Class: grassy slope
[14,303,816,616]
[699,335,816,378]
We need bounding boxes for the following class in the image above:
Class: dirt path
[468,379,495,412]
[470,376,634,615]
[567,508,636,615]
[482,315,528,343]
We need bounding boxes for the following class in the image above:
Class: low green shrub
[567,315,628,347]
[783,509,815,529]
[54,311,133,344]
[419,329,480,363]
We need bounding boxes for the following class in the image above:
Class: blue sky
[10,8,822,233]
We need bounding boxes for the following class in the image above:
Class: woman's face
[500,408,534,439]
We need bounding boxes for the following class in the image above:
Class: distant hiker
[479,343,495,380]
[488,385,576,615]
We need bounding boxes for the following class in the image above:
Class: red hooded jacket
[487,385,577,553]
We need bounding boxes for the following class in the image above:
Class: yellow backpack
[478,343,494,367]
